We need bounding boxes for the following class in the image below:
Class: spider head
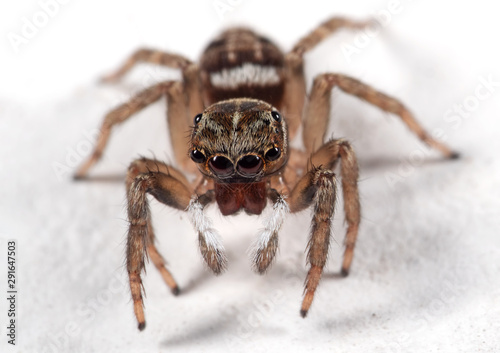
[189,98,288,183]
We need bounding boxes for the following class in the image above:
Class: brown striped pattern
[200,29,286,108]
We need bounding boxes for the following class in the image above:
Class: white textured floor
[1,1,500,352]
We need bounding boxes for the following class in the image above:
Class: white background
[1,0,499,352]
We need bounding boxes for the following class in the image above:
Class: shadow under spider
[178,268,214,295]
[73,174,126,183]
[358,155,460,172]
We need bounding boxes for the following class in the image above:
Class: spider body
[75,17,457,331]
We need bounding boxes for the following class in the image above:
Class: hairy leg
[101,48,193,83]
[74,81,177,179]
[288,167,337,317]
[126,159,193,330]
[287,138,361,317]
[309,139,361,276]
[283,17,370,139]
[126,157,192,296]
[101,47,204,128]
[303,73,458,157]
[291,17,371,56]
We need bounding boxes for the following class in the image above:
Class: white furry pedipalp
[252,195,290,253]
[187,197,225,254]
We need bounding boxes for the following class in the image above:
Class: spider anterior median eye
[190,149,206,163]
[265,147,281,161]
[209,156,234,176]
[271,111,281,122]
[237,155,263,175]
[194,114,203,124]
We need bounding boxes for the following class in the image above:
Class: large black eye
[193,114,202,124]
[237,155,263,176]
[190,149,206,163]
[271,111,281,122]
[208,156,234,176]
[264,147,281,161]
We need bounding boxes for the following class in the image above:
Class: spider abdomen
[200,28,285,108]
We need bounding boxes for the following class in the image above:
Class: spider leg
[74,81,172,178]
[283,17,369,140]
[288,138,360,317]
[289,167,337,318]
[309,139,361,276]
[291,17,371,57]
[126,158,193,330]
[126,158,191,295]
[74,78,199,179]
[100,48,193,83]
[100,48,204,124]
[303,73,459,158]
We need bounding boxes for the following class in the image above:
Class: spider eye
[194,114,203,124]
[271,111,281,122]
[264,147,281,161]
[190,149,206,163]
[237,155,263,176]
[209,156,234,176]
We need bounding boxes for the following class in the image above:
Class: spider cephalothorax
[75,17,457,331]
[190,99,288,182]
[190,98,288,216]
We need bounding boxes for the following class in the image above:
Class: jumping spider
[75,17,457,330]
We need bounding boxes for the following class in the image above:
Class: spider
[74,17,458,330]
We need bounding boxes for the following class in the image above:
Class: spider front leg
[126,158,192,294]
[126,158,193,330]
[288,139,360,317]
[309,139,361,276]
[290,167,337,318]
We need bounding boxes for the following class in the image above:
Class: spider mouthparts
[300,309,308,318]
[138,322,146,331]
[449,151,460,160]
